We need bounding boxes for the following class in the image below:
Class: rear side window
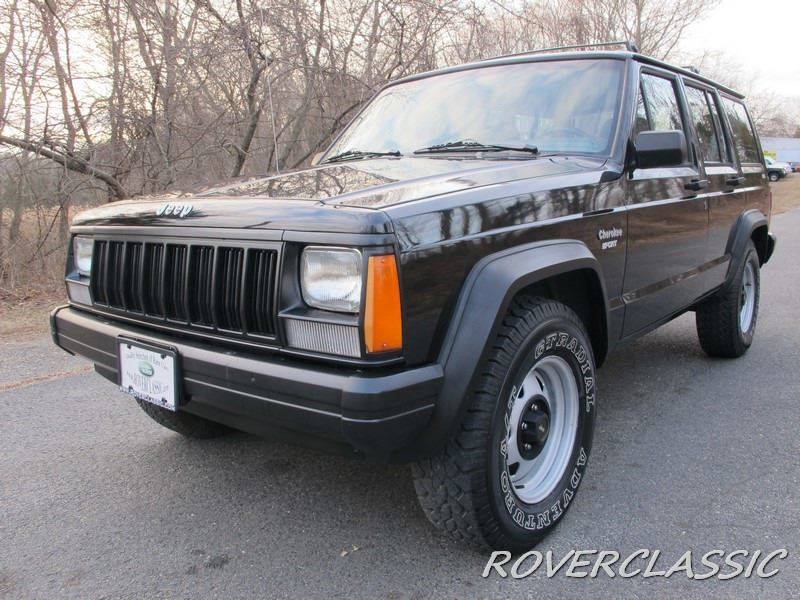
[685,86,723,163]
[721,97,760,163]
[637,73,684,132]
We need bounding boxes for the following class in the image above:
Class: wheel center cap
[517,394,550,460]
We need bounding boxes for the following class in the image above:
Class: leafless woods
[0,0,757,300]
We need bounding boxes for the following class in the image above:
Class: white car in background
[764,156,791,181]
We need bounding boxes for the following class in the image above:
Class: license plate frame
[117,337,181,411]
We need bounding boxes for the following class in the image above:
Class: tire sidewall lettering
[495,326,595,533]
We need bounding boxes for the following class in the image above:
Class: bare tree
[0,0,747,299]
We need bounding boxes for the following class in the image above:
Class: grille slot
[143,243,164,315]
[123,242,143,312]
[164,244,188,321]
[90,240,108,305]
[90,240,279,339]
[244,248,278,336]
[215,247,244,331]
[188,246,214,326]
[106,241,125,308]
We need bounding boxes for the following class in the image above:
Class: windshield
[326,59,624,159]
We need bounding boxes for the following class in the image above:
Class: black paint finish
[58,51,775,459]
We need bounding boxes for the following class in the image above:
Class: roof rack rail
[682,65,701,75]
[479,40,640,63]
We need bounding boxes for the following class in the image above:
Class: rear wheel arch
[725,210,769,283]
[750,224,770,265]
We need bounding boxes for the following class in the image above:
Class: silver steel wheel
[504,355,579,504]
[739,261,756,333]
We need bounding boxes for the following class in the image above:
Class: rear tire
[135,399,233,439]
[412,297,596,551]
[696,241,760,358]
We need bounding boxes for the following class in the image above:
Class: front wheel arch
[405,240,609,461]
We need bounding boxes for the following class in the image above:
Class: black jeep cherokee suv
[52,44,777,551]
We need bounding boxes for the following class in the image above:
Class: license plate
[118,339,180,411]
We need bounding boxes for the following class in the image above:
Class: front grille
[90,239,279,339]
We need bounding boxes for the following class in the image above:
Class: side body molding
[409,239,609,457]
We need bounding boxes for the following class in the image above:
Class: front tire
[135,399,233,439]
[768,171,779,182]
[696,241,760,358]
[412,297,596,551]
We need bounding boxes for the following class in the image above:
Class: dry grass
[0,293,64,337]
[1,206,75,338]
[1,207,73,303]
[770,174,800,215]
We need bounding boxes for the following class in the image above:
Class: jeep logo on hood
[156,203,193,218]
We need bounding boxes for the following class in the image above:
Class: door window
[685,86,724,163]
[638,73,684,132]
[634,83,650,135]
[720,97,760,163]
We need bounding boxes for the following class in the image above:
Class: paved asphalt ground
[2,211,799,600]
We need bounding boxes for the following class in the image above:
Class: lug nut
[524,444,532,451]
[521,423,528,430]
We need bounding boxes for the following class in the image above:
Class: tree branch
[0,135,129,199]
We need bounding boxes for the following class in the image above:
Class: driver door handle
[726,176,745,187]
[684,179,709,192]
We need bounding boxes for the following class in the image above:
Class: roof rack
[479,40,640,63]
[682,65,701,75]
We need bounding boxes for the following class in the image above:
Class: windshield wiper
[414,140,538,155]
[323,149,401,164]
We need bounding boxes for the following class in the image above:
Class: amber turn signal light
[364,254,403,353]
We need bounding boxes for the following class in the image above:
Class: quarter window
[685,86,723,163]
[707,93,732,162]
[721,97,760,163]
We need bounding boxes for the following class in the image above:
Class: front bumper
[51,305,442,458]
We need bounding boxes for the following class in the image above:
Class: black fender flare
[724,209,770,287]
[408,239,609,458]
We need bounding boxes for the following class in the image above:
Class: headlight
[301,247,362,313]
[73,236,93,277]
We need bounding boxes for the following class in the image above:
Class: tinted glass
[721,97,760,163]
[633,84,650,135]
[706,92,731,162]
[327,59,624,157]
[685,86,723,162]
[639,74,683,132]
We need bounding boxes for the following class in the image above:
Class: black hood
[72,156,606,233]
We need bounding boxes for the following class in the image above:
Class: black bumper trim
[51,305,442,456]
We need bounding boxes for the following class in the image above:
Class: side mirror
[634,130,687,169]
[311,152,325,166]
